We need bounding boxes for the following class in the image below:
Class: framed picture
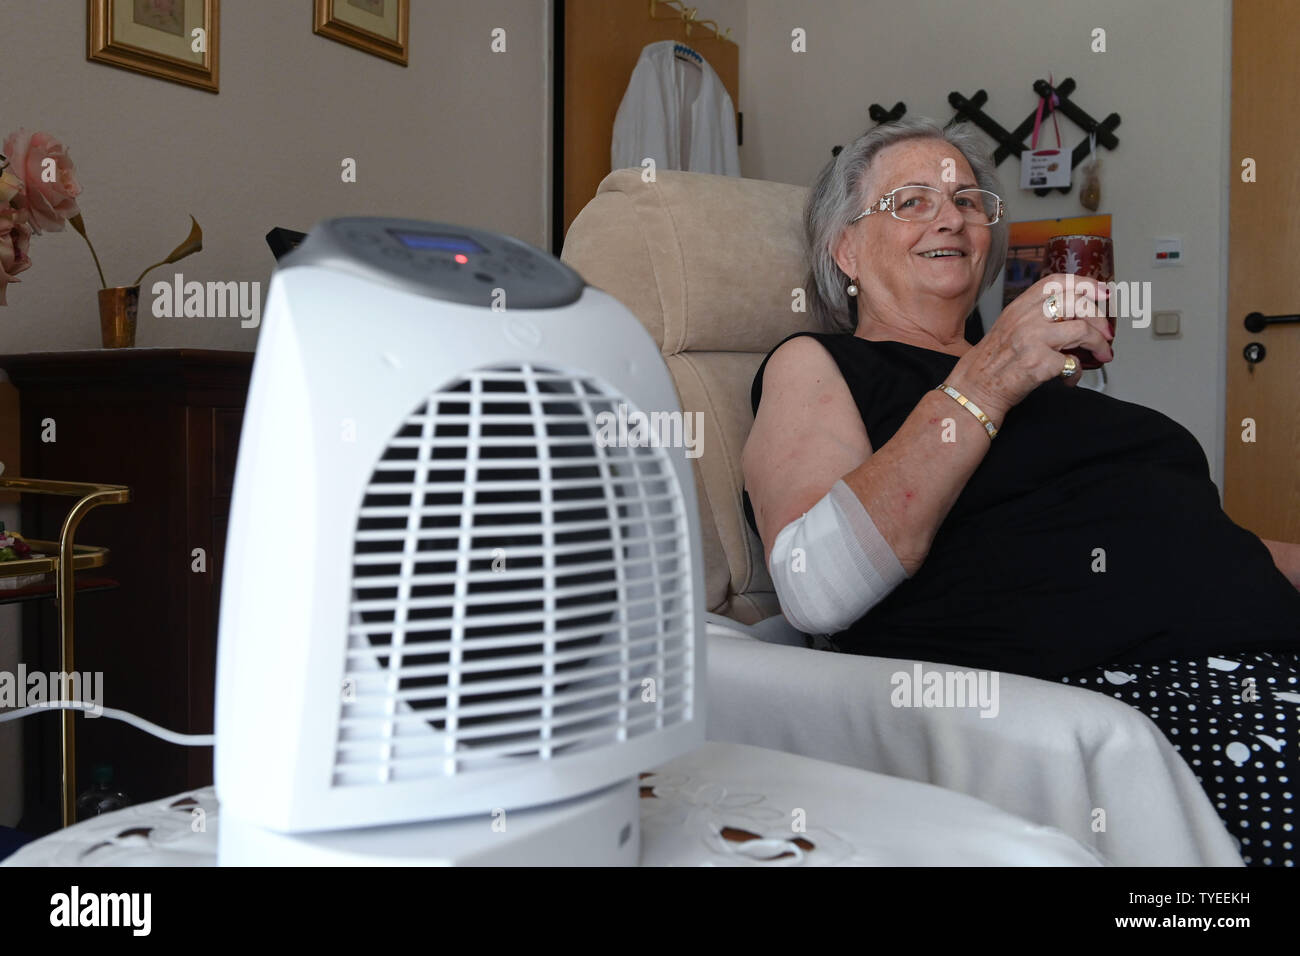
[87,0,220,93]
[314,0,409,66]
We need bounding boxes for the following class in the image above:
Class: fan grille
[333,363,695,784]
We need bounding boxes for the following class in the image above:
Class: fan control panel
[281,217,586,310]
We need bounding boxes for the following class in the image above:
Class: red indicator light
[454,254,468,264]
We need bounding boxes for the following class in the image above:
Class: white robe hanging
[611,40,740,177]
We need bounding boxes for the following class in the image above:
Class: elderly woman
[742,117,1300,866]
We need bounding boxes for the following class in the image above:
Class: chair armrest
[703,633,1243,867]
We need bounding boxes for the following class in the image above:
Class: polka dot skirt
[1059,651,1299,866]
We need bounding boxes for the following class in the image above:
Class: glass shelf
[0,573,120,606]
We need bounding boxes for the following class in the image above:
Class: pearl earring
[846,280,859,297]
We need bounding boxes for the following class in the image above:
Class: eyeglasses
[849,185,1005,226]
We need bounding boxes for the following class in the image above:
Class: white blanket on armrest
[703,630,1243,866]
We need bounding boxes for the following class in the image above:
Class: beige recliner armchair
[561,168,1243,867]
[561,168,809,625]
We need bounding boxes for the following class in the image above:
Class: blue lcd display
[387,230,488,254]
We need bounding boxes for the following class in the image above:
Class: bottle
[76,764,130,820]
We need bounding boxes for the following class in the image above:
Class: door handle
[1244,311,1300,332]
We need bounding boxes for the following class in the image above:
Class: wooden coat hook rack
[831,102,907,155]
[831,81,1120,198]
[952,77,1121,195]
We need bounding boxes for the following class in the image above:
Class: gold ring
[1060,354,1079,378]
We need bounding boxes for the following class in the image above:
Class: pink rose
[3,129,81,234]
[0,206,33,306]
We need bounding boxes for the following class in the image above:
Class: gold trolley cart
[0,478,130,827]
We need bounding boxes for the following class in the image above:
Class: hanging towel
[611,40,740,176]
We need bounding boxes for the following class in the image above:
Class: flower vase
[97,285,138,348]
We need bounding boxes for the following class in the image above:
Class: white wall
[739,0,1232,487]
[0,0,552,353]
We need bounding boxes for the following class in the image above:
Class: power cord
[0,701,214,746]
[0,620,774,747]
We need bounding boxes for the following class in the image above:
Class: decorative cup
[97,286,139,349]
[1043,235,1114,370]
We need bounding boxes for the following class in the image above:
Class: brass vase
[97,286,139,348]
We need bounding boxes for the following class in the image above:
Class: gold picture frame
[87,0,220,93]
[314,0,409,66]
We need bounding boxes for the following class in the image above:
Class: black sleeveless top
[743,332,1300,679]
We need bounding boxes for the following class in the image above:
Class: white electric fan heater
[215,218,705,865]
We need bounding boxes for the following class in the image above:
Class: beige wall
[0,0,552,353]
[739,0,1233,488]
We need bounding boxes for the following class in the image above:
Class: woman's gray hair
[804,117,1009,334]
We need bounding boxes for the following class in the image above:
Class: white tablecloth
[705,632,1246,866]
[3,741,1106,866]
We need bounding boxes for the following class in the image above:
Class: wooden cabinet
[0,350,252,833]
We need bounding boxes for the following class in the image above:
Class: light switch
[1153,237,1183,267]
[1153,310,1180,336]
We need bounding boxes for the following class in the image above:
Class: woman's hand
[946,273,1114,423]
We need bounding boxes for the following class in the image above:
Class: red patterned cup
[1043,234,1115,370]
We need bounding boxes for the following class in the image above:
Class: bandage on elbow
[766,478,909,635]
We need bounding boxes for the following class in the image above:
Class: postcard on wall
[1002,214,1112,309]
